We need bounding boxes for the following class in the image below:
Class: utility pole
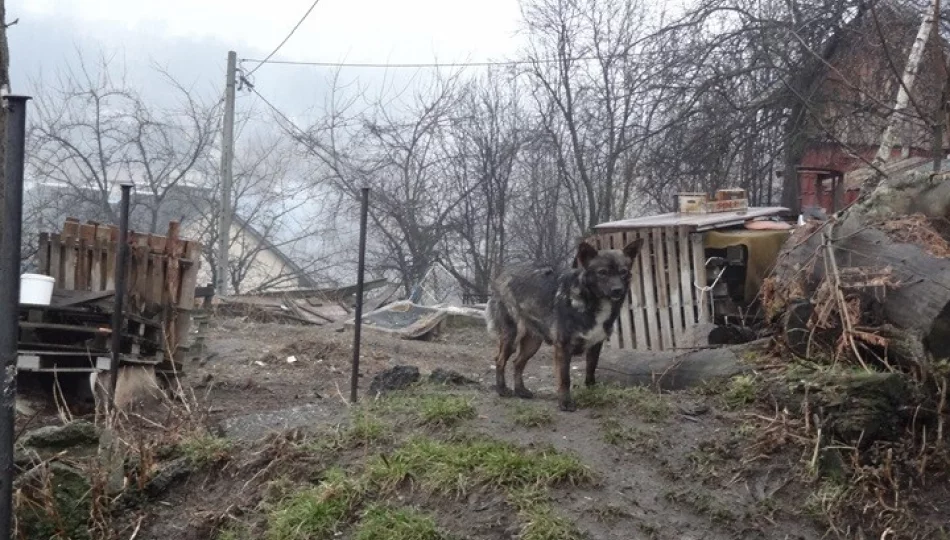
[217,51,237,297]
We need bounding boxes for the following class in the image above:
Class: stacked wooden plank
[35,218,202,374]
[18,291,115,374]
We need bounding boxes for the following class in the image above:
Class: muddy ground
[148,318,824,539]
[14,316,948,540]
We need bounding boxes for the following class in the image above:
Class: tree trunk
[594,340,768,391]
[0,1,9,228]
[873,0,939,170]
[769,171,950,366]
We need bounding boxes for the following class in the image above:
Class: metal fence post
[0,95,32,540]
[109,183,133,413]
[350,187,370,403]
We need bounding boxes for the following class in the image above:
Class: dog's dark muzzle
[609,288,626,300]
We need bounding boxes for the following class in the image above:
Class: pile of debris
[767,172,950,372]
[214,264,488,341]
[215,279,395,326]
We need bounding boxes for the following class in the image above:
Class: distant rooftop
[594,206,790,232]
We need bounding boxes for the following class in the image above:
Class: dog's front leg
[584,341,603,387]
[554,341,576,411]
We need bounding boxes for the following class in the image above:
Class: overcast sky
[8,0,526,120]
[8,0,530,274]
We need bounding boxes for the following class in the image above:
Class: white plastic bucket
[20,274,55,305]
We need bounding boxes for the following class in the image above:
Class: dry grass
[13,369,218,540]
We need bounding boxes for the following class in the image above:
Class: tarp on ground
[352,300,448,339]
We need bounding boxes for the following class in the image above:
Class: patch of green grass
[509,403,555,428]
[722,374,759,408]
[180,433,233,467]
[367,436,593,495]
[573,384,670,421]
[307,409,391,454]
[367,391,477,428]
[416,395,477,427]
[354,504,447,540]
[265,468,365,540]
[600,418,658,451]
[509,487,586,540]
[349,410,389,441]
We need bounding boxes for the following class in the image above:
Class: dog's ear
[622,238,644,266]
[574,241,598,269]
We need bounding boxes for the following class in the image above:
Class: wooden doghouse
[592,206,788,351]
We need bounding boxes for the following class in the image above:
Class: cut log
[769,171,950,368]
[595,340,768,391]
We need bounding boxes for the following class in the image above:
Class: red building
[797,2,950,214]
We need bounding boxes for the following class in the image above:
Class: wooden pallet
[36,219,202,372]
[594,228,711,352]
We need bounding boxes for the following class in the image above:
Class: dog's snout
[610,286,625,298]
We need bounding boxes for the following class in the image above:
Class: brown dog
[485,239,643,411]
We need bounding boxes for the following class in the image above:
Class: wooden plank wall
[595,227,708,351]
[36,218,202,365]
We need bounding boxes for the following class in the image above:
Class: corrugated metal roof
[594,206,790,232]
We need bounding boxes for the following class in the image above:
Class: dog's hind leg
[494,330,516,397]
[488,297,517,397]
[512,333,543,399]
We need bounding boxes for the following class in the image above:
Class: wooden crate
[594,227,711,351]
[35,218,202,371]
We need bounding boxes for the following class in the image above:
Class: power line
[247,86,310,138]
[240,52,649,70]
[247,85,483,135]
[247,0,324,77]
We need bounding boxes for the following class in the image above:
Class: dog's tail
[484,297,498,335]
[484,296,511,336]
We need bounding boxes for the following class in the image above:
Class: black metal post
[109,183,133,412]
[350,187,370,403]
[0,95,31,540]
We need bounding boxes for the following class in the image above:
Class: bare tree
[28,51,138,224]
[438,70,525,297]
[27,51,219,232]
[190,131,335,294]
[292,70,484,294]
[126,67,220,232]
[521,0,663,233]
